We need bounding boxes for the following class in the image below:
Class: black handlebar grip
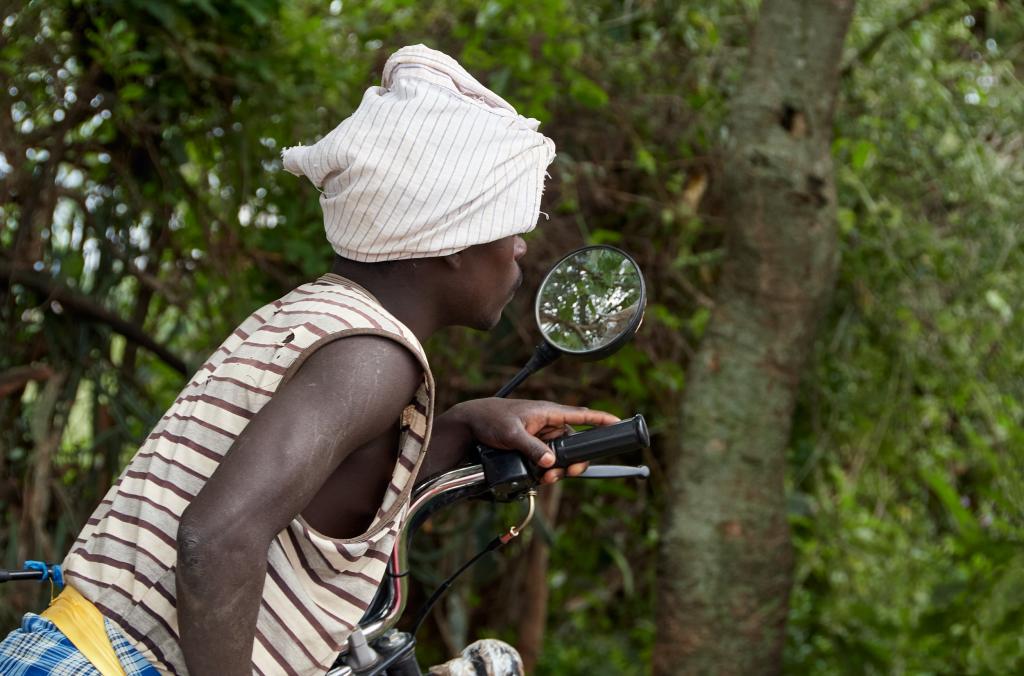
[550,414,649,468]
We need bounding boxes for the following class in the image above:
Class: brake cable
[410,490,537,637]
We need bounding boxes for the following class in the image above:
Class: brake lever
[575,464,650,480]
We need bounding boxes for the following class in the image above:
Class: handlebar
[478,414,648,500]
[549,415,649,467]
[352,414,651,647]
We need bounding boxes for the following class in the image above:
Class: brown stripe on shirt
[135,449,208,482]
[171,392,255,420]
[311,287,410,335]
[205,374,275,397]
[221,356,289,376]
[272,307,358,330]
[278,296,386,332]
[254,627,305,676]
[113,489,181,521]
[68,549,157,588]
[145,430,222,464]
[124,469,196,502]
[161,412,239,442]
[259,601,331,672]
[103,509,177,549]
[258,322,329,338]
[85,531,164,569]
[283,526,380,586]
[265,565,348,649]
[237,339,305,352]
[271,539,372,611]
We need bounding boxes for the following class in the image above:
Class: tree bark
[21,371,68,563]
[654,1,855,673]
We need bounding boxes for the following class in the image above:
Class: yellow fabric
[41,586,127,676]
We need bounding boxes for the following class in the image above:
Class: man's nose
[513,236,527,261]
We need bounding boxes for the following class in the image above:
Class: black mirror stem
[493,341,562,398]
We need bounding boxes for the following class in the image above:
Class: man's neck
[328,259,446,343]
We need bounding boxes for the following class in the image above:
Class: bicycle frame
[327,464,492,675]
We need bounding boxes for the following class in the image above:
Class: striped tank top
[62,274,435,675]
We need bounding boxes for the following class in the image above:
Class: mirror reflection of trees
[537,248,642,352]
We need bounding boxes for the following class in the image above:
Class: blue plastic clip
[51,564,64,590]
[24,561,64,590]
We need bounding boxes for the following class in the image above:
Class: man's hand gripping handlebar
[475,414,650,501]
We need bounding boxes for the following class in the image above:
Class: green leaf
[635,147,656,175]
[688,307,711,338]
[568,75,608,109]
[851,139,875,171]
[120,83,145,102]
[984,290,1013,323]
[920,466,980,539]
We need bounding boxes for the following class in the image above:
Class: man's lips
[511,267,524,298]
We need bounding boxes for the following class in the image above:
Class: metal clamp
[501,490,537,544]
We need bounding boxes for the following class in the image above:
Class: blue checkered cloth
[0,612,159,675]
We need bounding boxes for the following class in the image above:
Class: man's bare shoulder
[284,334,423,419]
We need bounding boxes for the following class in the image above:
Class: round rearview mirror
[535,245,646,359]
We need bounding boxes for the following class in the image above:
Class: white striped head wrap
[282,44,556,263]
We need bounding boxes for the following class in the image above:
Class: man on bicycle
[0,44,614,674]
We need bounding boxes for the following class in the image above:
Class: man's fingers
[565,461,589,477]
[529,404,619,433]
[540,463,586,484]
[469,400,618,472]
[537,423,574,442]
[556,406,620,427]
[511,428,555,467]
[542,468,565,484]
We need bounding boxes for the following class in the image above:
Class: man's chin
[476,312,504,332]
[471,282,519,331]
[466,305,507,332]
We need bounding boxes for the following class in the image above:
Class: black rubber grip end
[551,414,649,467]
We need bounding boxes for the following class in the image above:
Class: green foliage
[2,1,1023,673]
[787,2,1024,673]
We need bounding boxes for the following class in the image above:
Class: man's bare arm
[175,336,420,675]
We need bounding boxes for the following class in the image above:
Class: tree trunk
[654,1,855,673]
[22,371,68,563]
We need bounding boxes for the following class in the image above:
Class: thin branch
[0,364,56,398]
[678,275,716,309]
[0,262,188,374]
[842,0,956,78]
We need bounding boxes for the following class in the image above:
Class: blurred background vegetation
[1,0,1022,673]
